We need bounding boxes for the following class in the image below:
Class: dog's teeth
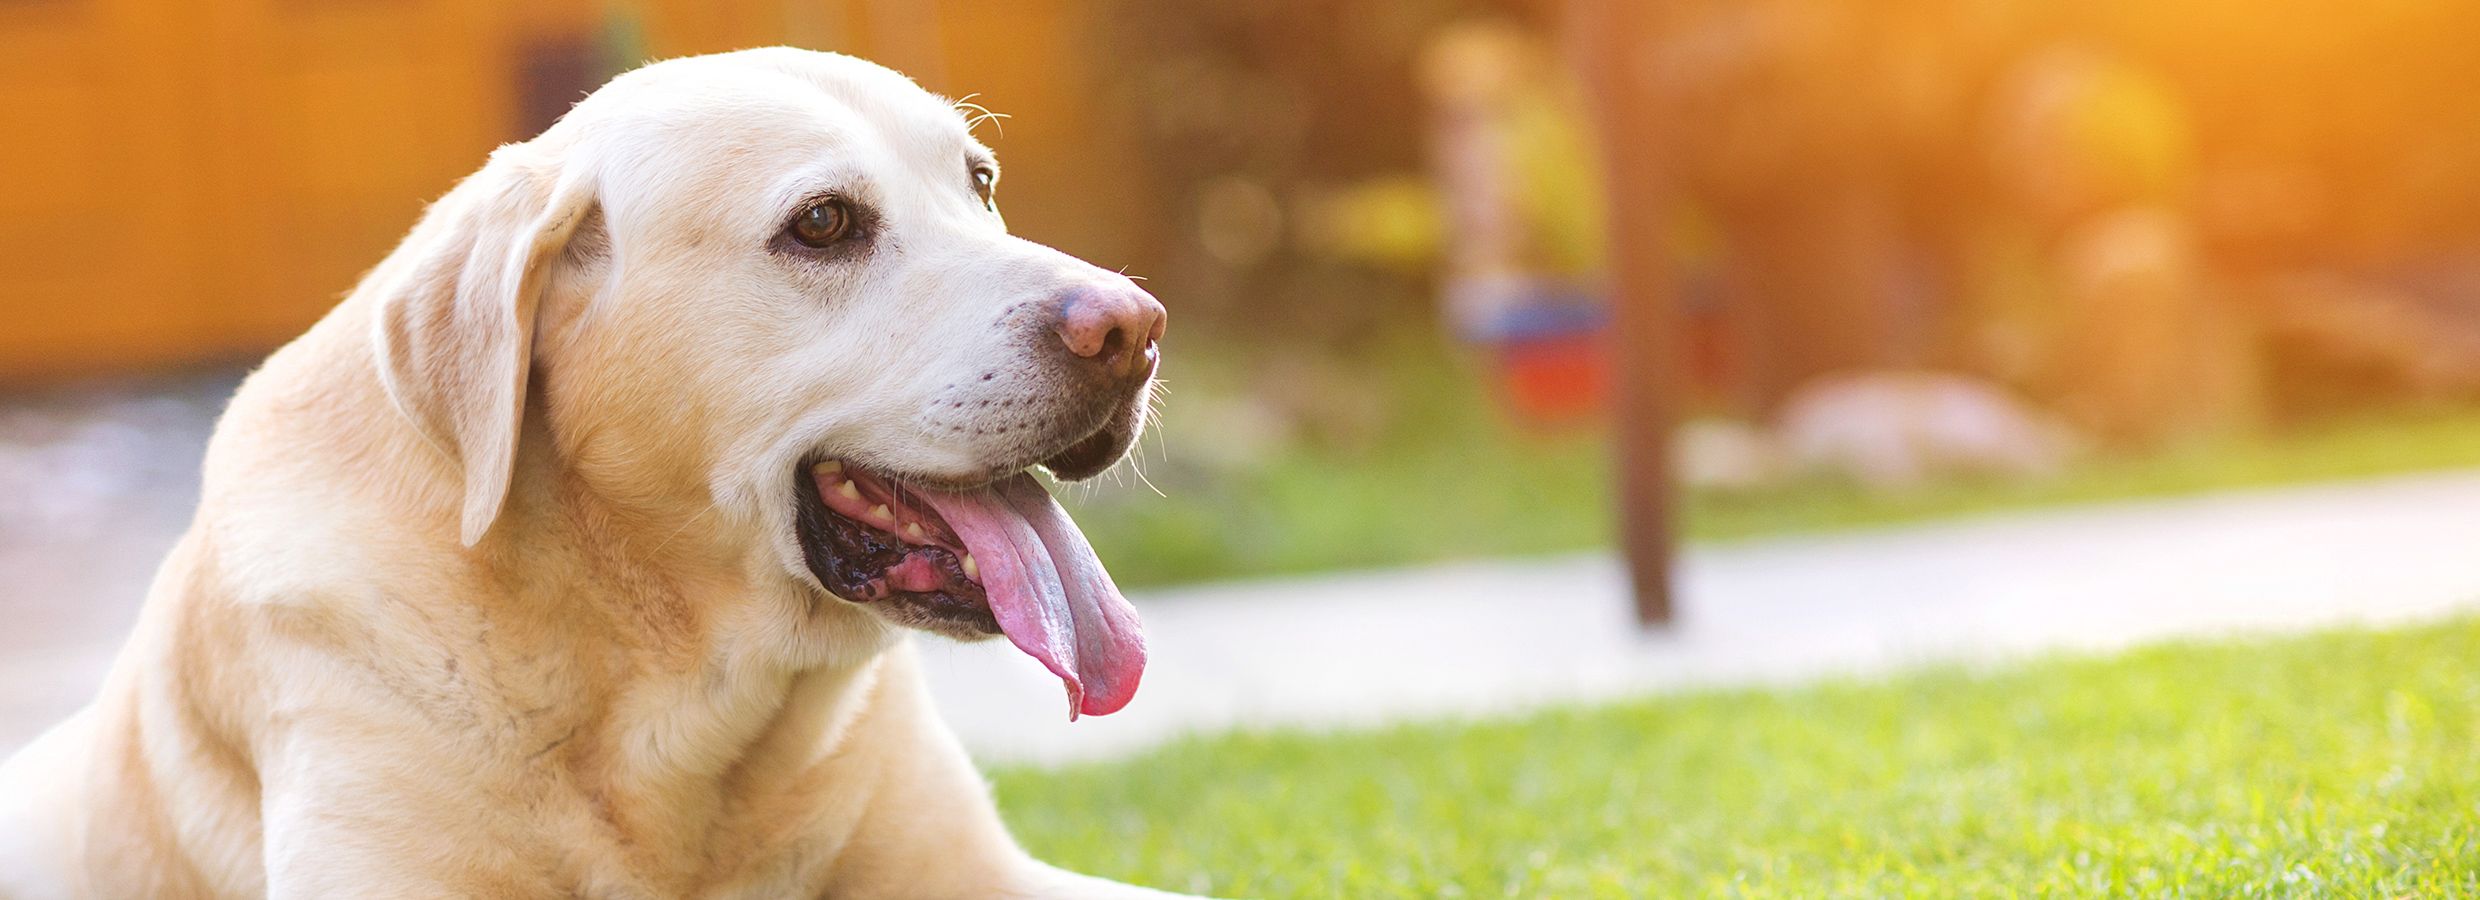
[870,504,892,520]
[813,460,843,476]
[905,522,925,539]
[961,554,978,580]
[838,481,861,500]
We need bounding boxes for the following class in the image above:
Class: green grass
[995,617,2480,897]
[1060,343,1615,587]
[1067,341,2480,587]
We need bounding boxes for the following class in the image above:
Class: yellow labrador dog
[0,48,1195,898]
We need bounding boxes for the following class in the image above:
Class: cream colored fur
[0,48,1195,899]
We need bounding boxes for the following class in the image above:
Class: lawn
[1066,340,2480,587]
[995,617,2480,897]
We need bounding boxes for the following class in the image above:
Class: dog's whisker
[648,504,718,557]
[1128,453,1167,499]
[952,94,1015,138]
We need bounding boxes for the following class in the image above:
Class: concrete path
[4,378,2477,763]
[922,469,2480,764]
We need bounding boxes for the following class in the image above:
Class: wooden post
[1565,0,1680,627]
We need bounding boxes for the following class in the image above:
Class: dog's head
[371,49,1159,717]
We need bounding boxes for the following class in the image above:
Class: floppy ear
[373,146,596,547]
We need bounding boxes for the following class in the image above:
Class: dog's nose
[1052,280,1166,381]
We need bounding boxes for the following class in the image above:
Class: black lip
[1040,398,1143,481]
[1042,426,1125,480]
[792,462,1000,637]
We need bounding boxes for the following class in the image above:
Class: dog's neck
[489,461,904,873]
[210,294,904,870]
[492,459,904,874]
[479,348,907,792]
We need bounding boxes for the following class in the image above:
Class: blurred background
[9,0,2480,753]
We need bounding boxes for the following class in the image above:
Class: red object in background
[1496,331,1611,425]
[1466,300,1612,427]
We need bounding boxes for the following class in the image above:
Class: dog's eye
[788,199,856,248]
[970,165,997,211]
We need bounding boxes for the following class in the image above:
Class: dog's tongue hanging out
[911,474,1145,718]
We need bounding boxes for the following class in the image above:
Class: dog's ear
[373,145,596,547]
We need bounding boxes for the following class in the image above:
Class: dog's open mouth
[794,460,1145,718]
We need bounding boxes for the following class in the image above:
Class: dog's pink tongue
[913,474,1145,719]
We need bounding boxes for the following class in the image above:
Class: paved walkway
[922,469,2480,763]
[4,378,2477,763]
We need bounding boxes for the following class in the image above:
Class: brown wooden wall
[0,0,1128,382]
